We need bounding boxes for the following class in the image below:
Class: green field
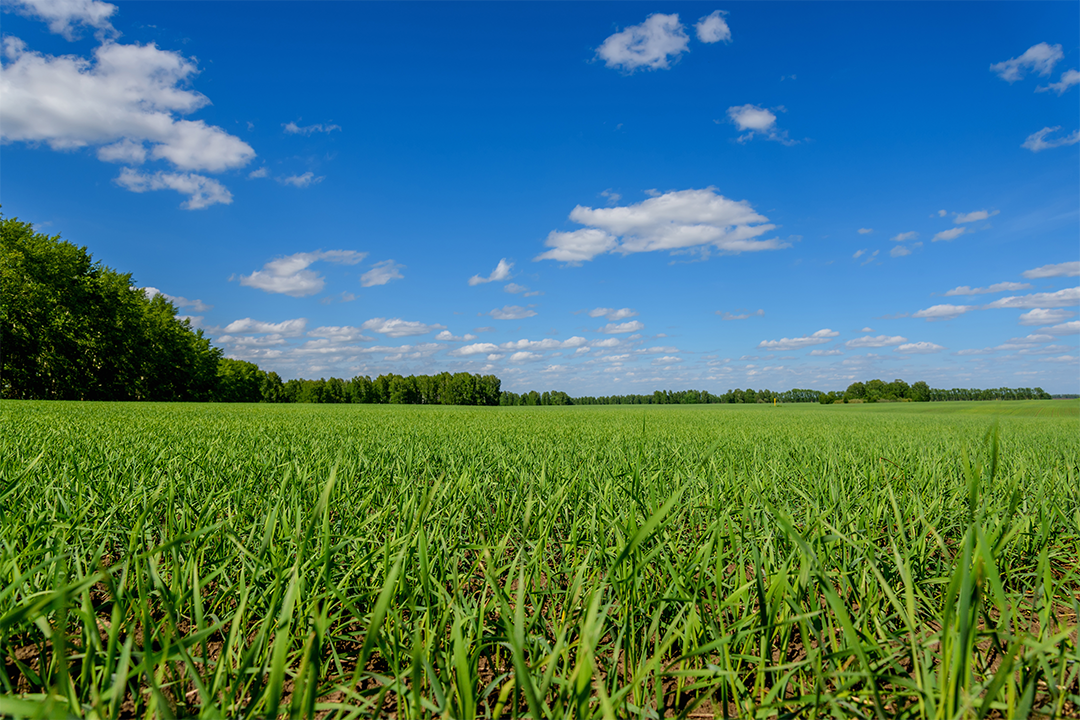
[2,401,1078,719]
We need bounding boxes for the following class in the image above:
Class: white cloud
[984,286,1080,309]
[1018,308,1075,326]
[912,303,977,321]
[596,13,689,72]
[115,168,231,209]
[857,228,873,235]
[9,0,117,40]
[238,250,367,297]
[360,260,404,287]
[223,317,307,336]
[468,259,513,286]
[508,351,543,363]
[278,172,323,188]
[944,282,1031,296]
[1041,321,1079,335]
[636,346,679,354]
[1042,355,1078,363]
[891,231,919,242]
[283,121,341,135]
[500,337,587,351]
[591,338,621,348]
[97,138,145,164]
[589,307,637,320]
[536,188,783,263]
[307,326,372,342]
[727,104,794,145]
[599,320,645,334]
[1022,126,1080,152]
[361,318,445,338]
[890,245,912,258]
[248,167,269,179]
[0,37,254,172]
[990,42,1063,82]
[503,283,528,294]
[1022,261,1080,278]
[652,355,682,365]
[954,209,999,224]
[845,335,907,348]
[809,349,843,356]
[489,305,537,320]
[452,342,500,356]
[758,329,838,351]
[434,330,476,342]
[852,249,866,259]
[860,327,873,332]
[600,189,622,205]
[1037,68,1080,95]
[932,227,967,242]
[896,342,945,354]
[717,309,764,320]
[694,10,731,43]
[141,286,212,312]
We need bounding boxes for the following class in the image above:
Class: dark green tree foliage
[215,359,263,402]
[1,215,219,400]
[272,372,502,405]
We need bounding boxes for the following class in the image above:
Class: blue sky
[2,1,1078,394]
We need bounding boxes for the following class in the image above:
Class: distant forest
[1,215,1055,405]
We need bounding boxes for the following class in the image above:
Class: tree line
[0,214,1057,406]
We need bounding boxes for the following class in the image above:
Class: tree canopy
[2,214,219,400]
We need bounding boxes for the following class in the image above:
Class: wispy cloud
[1022,126,1080,152]
[489,305,537,320]
[283,121,341,135]
[758,329,838,351]
[943,282,1031,296]
[360,260,405,287]
[990,42,1063,82]
[596,13,689,72]
[468,259,513,286]
[1022,261,1079,278]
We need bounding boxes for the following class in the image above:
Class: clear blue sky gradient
[3,1,1078,393]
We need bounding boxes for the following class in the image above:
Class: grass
[1,400,1078,718]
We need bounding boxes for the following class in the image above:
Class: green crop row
[1,401,1077,718]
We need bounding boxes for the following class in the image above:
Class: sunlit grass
[1,401,1077,718]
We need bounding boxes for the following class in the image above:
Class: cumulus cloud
[1037,68,1080,95]
[758,329,838,351]
[589,307,638,321]
[694,10,731,43]
[451,342,500,356]
[283,121,341,135]
[944,282,1031,296]
[238,250,367,297]
[1,37,255,175]
[360,260,404,287]
[115,168,231,209]
[599,320,645,334]
[890,245,912,258]
[891,231,919,242]
[8,0,118,40]
[727,104,794,145]
[1041,321,1080,335]
[652,355,682,365]
[845,334,907,348]
[990,42,1063,82]
[912,304,976,321]
[141,286,212,312]
[857,228,873,235]
[984,287,1080,309]
[248,166,269,179]
[278,172,323,188]
[501,337,587,351]
[223,317,307,336]
[361,318,445,338]
[954,209,999,224]
[1022,261,1080,278]
[489,305,537,320]
[717,309,764,320]
[1018,308,1075,326]
[535,188,783,263]
[932,227,967,242]
[307,325,372,342]
[596,13,689,72]
[895,342,944,354]
[468,259,513,286]
[1022,126,1080,152]
[508,351,543,364]
[809,349,843,356]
